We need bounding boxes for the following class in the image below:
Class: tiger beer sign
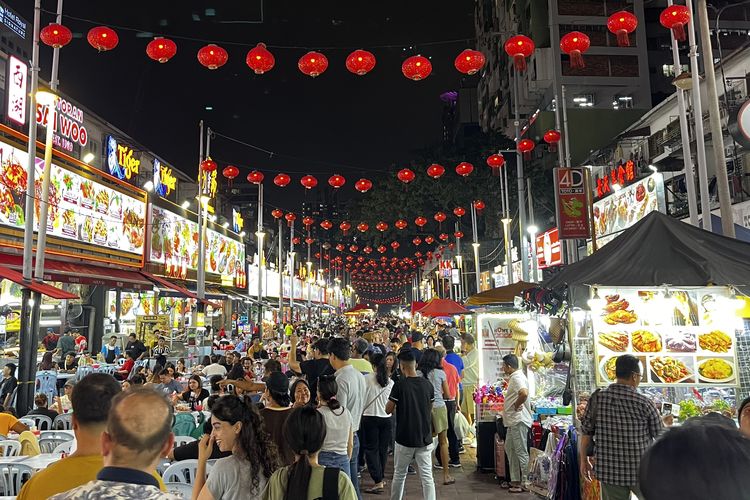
[554,167,592,239]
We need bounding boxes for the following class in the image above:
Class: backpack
[190,412,207,440]
[172,412,198,437]
[322,467,339,500]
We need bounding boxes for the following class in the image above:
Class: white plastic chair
[75,365,93,381]
[39,437,70,453]
[0,440,21,457]
[40,430,74,441]
[52,440,74,454]
[172,435,196,448]
[162,459,213,484]
[0,463,32,496]
[25,414,53,430]
[164,481,193,499]
[53,413,73,430]
[117,358,126,366]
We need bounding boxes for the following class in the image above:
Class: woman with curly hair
[194,395,280,499]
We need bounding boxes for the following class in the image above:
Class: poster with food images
[592,173,666,241]
[592,287,740,387]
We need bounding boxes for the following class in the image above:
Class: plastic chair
[162,459,213,484]
[34,370,58,404]
[0,440,21,457]
[172,436,196,448]
[75,365,93,382]
[40,431,74,441]
[25,414,53,431]
[52,440,74,454]
[117,358,126,366]
[164,482,193,499]
[39,437,70,454]
[18,418,35,429]
[53,413,73,430]
[0,463,33,496]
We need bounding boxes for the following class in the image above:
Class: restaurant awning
[465,281,536,306]
[0,265,77,300]
[140,272,222,309]
[415,298,471,317]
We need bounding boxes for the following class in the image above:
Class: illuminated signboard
[0,3,27,40]
[232,208,244,233]
[6,55,27,125]
[593,173,666,241]
[595,160,636,198]
[153,159,177,196]
[535,228,562,269]
[106,135,140,181]
[35,99,88,153]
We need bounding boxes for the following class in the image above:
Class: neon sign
[596,160,636,198]
[153,159,177,196]
[105,135,140,180]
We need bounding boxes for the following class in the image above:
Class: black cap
[411,330,423,343]
[266,371,289,394]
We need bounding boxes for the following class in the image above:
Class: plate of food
[600,356,644,383]
[632,330,662,352]
[665,332,697,352]
[697,358,736,384]
[598,332,629,352]
[649,356,693,384]
[698,330,732,353]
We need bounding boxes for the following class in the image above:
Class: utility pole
[513,70,530,281]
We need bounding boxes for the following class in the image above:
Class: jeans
[505,423,530,483]
[361,415,392,483]
[435,400,460,464]
[349,432,362,500]
[318,450,351,478]
[601,483,643,500]
[390,442,436,500]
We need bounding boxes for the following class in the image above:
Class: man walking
[460,334,478,436]
[387,349,436,500]
[501,354,532,493]
[435,346,461,468]
[579,354,665,500]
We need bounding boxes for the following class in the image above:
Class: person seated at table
[165,362,179,378]
[77,351,94,367]
[156,368,182,396]
[38,351,58,372]
[27,393,59,426]
[60,352,78,373]
[0,363,17,409]
[129,374,146,386]
[45,386,170,500]
[151,336,170,368]
[54,379,74,414]
[176,375,209,411]
[0,405,27,435]
[145,364,163,386]
[168,395,231,462]
[176,358,186,375]
[41,328,60,352]
[225,352,245,381]
[219,358,283,394]
[201,355,227,377]
[115,350,136,381]
[73,331,87,355]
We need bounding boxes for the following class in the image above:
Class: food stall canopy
[410,301,426,314]
[344,303,374,315]
[141,272,221,309]
[544,211,750,297]
[465,281,536,306]
[0,265,77,300]
[416,298,471,317]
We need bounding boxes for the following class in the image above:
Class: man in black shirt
[27,393,59,427]
[225,352,245,381]
[409,330,425,364]
[386,349,436,499]
[288,335,333,404]
[125,334,147,361]
[0,363,17,409]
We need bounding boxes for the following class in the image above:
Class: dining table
[0,452,64,471]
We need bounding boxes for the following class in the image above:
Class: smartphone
[661,402,673,416]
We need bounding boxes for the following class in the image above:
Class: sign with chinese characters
[105,136,141,181]
[535,227,562,269]
[592,173,665,240]
[36,99,88,153]
[153,159,176,197]
[6,55,26,125]
[596,160,636,198]
[554,167,591,239]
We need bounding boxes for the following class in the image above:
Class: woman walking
[360,353,394,494]
[418,348,455,485]
[316,375,354,478]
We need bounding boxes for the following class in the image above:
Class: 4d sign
[596,160,636,198]
[555,167,591,240]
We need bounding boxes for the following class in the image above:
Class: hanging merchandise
[146,37,177,63]
[198,44,229,69]
[40,23,72,48]
[401,55,432,81]
[504,35,535,72]
[559,31,590,69]
[298,51,329,77]
[246,43,275,74]
[426,163,445,179]
[607,11,638,47]
[660,5,691,42]
[454,49,486,75]
[87,26,119,51]
[346,49,376,75]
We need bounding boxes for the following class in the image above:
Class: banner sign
[554,167,591,239]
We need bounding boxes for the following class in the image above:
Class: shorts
[432,406,448,435]
[461,383,476,416]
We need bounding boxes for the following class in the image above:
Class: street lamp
[527,225,539,282]
[181,200,190,209]
[143,180,154,192]
[501,218,513,284]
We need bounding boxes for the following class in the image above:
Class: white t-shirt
[501,370,533,428]
[318,405,353,456]
[362,373,394,418]
[203,363,227,377]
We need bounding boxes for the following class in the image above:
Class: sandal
[500,481,511,489]
[364,485,384,494]
[443,478,456,485]
[508,486,523,493]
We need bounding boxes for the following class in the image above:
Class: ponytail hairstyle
[283,406,327,500]
[370,353,389,388]
[317,375,342,412]
[211,395,280,491]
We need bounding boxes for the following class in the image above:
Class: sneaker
[434,463,444,470]
[458,446,466,454]
[407,465,417,475]
[449,461,462,468]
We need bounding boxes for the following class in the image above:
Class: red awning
[411,301,426,314]
[141,272,222,309]
[415,298,471,317]
[0,265,77,300]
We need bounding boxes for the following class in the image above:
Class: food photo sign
[592,287,741,388]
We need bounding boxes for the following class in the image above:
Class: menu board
[0,139,146,255]
[592,287,741,387]
[107,290,156,320]
[477,314,520,384]
[593,173,666,240]
[149,205,245,283]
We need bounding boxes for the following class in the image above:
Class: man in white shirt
[500,353,533,493]
[201,355,227,377]
[460,334,479,428]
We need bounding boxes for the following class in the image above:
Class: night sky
[9,0,477,210]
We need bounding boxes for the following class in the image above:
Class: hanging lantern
[439,233,450,241]
[271,209,283,219]
[434,212,447,223]
[412,237,422,246]
[328,174,346,189]
[377,245,387,254]
[415,216,428,227]
[376,221,389,232]
[363,246,371,254]
[222,165,239,184]
[40,23,72,48]
[146,37,177,63]
[397,168,415,184]
[401,55,432,81]
[246,43,275,74]
[302,216,314,228]
[607,11,638,47]
[354,178,373,193]
[357,222,369,233]
[486,153,505,176]
[415,252,423,258]
[390,241,400,250]
[292,236,301,244]
[453,207,466,217]
[454,231,465,239]
[200,158,217,172]
[560,31,591,69]
[660,5,690,42]
[426,163,445,179]
[336,243,345,251]
[300,175,318,189]
[454,49,486,75]
[474,200,486,214]
[247,170,264,184]
[425,235,435,244]
[504,35,535,72]
[346,49,376,76]
[305,237,314,245]
[298,51,329,77]
[339,221,352,235]
[197,44,229,70]
[273,173,291,187]
[285,213,297,227]
[455,161,474,177]
[544,130,562,152]
[518,139,536,160]
[395,219,408,230]
[320,220,333,230]
[351,245,360,252]
[87,26,119,51]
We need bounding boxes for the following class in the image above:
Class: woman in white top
[360,353,395,494]
[316,374,354,480]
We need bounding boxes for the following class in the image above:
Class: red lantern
[425,235,435,244]
[397,168,415,184]
[302,217,314,228]
[305,237,314,245]
[351,245,360,252]
[336,244,345,251]
[271,209,283,219]
[395,219,408,230]
[298,51,328,77]
[363,246,371,254]
[434,212,447,223]
[146,37,177,63]
[518,139,536,160]
[426,163,445,179]
[273,173,291,187]
[285,213,297,227]
[292,236,301,244]
[376,221,389,232]
[320,220,333,230]
[339,221,352,234]
[454,231,465,239]
[390,241,400,250]
[357,222,369,233]
[415,216,428,227]
[247,170,264,184]
[40,23,72,48]
[455,162,474,177]
[87,26,119,52]
[197,44,228,70]
[246,43,275,74]
[222,165,239,182]
[328,174,346,189]
[200,158,217,172]
[412,237,422,246]
[354,178,373,193]
[453,207,466,217]
[300,175,318,189]
[544,130,562,152]
[377,245,387,254]
[608,11,638,47]
[660,5,690,42]
[454,49,486,75]
[486,154,505,176]
[346,49,376,76]
[401,55,432,81]
[560,31,591,69]
[439,233,449,241]
[474,200,486,214]
[504,35,535,72]
[415,252,423,257]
